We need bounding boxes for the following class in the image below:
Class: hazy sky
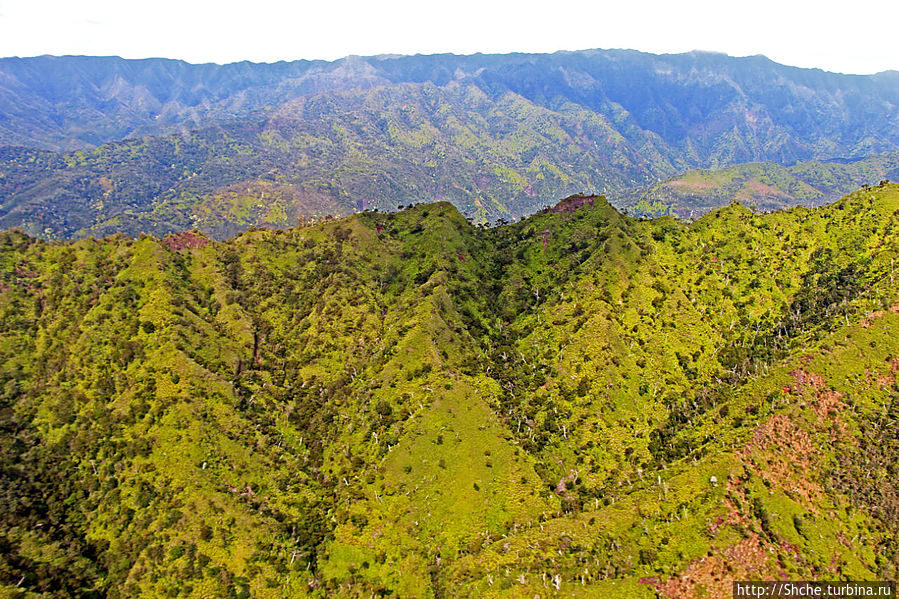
[0,0,896,74]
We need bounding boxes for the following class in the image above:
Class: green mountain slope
[1,183,898,597]
[1,50,899,239]
[624,153,899,217]
[0,81,676,239]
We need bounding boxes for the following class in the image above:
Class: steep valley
[1,183,898,597]
[2,50,898,238]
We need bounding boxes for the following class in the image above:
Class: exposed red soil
[787,368,825,392]
[860,303,899,327]
[661,359,879,598]
[666,180,716,192]
[658,536,771,599]
[162,231,210,250]
[547,194,599,213]
[743,413,823,508]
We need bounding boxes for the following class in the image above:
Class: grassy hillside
[1,183,898,597]
[623,153,899,217]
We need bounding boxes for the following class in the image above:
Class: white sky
[0,0,896,75]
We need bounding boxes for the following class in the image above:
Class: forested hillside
[1,50,898,237]
[0,81,671,238]
[2,183,898,597]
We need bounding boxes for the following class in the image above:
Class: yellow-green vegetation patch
[2,184,899,597]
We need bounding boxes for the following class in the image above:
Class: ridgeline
[1,184,898,597]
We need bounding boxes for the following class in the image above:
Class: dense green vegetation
[1,183,898,597]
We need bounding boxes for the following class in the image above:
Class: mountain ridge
[2,48,898,238]
[2,183,898,596]
[5,49,897,160]
[623,153,899,217]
